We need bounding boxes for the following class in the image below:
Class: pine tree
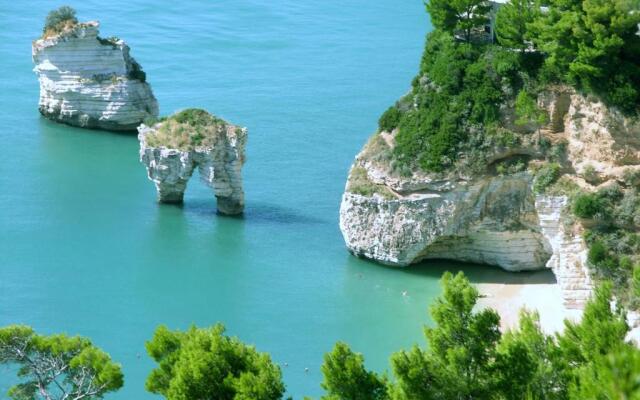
[495,0,540,50]
[426,0,492,42]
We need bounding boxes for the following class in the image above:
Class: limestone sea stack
[32,21,158,131]
[340,87,640,310]
[138,109,247,215]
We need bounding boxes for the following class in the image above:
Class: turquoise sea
[0,1,540,398]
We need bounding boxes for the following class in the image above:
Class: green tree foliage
[43,6,77,35]
[393,31,505,171]
[145,324,285,400]
[530,0,640,111]
[320,342,388,400]
[390,273,638,399]
[495,0,540,50]
[570,344,640,399]
[391,271,501,399]
[587,240,611,267]
[425,0,492,42]
[559,283,628,366]
[558,283,636,398]
[0,325,123,400]
[494,311,567,400]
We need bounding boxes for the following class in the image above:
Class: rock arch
[138,121,246,215]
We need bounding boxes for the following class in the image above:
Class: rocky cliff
[32,21,158,131]
[138,110,247,215]
[340,87,639,310]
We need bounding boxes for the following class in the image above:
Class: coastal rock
[32,21,158,131]
[340,174,551,271]
[339,88,637,311]
[138,119,247,215]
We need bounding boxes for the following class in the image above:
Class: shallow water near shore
[0,1,555,397]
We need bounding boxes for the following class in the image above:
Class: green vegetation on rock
[43,6,78,37]
[533,162,561,193]
[144,109,230,151]
[571,181,640,307]
[392,31,508,172]
[377,0,640,173]
[347,166,396,199]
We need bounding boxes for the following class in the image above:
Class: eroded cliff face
[138,122,247,215]
[32,21,158,131]
[340,87,639,310]
[341,174,551,271]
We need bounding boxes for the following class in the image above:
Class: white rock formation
[534,195,593,309]
[32,21,158,131]
[340,174,550,272]
[340,87,639,313]
[138,122,247,215]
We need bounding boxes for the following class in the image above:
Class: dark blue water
[0,1,508,398]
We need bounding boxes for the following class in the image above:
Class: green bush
[43,6,77,36]
[623,169,640,188]
[573,193,602,219]
[495,158,526,176]
[378,106,401,132]
[581,164,600,185]
[533,162,561,193]
[587,241,609,266]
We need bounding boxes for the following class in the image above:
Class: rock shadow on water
[178,200,326,225]
[243,203,327,225]
[392,258,557,286]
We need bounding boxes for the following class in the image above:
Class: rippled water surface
[0,1,530,397]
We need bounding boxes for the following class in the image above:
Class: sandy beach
[476,269,583,334]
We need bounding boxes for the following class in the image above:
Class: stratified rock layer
[138,123,247,215]
[534,195,593,309]
[340,88,638,310]
[32,21,158,131]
